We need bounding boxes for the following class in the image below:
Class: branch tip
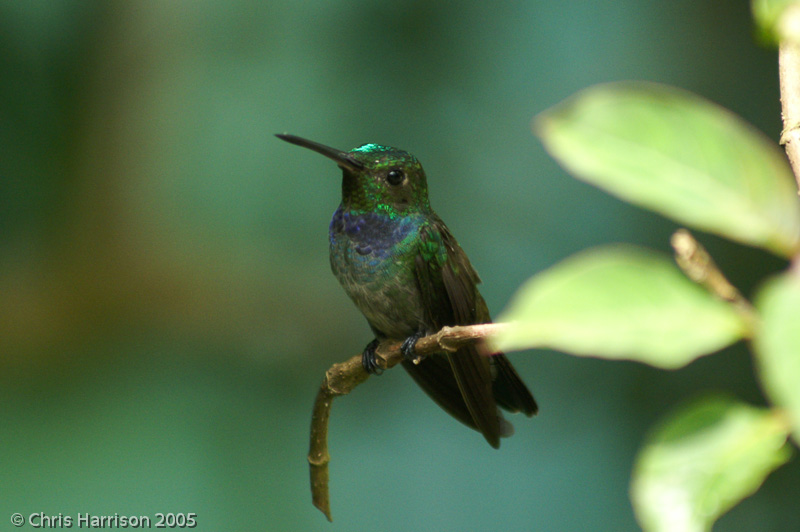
[670,229,756,327]
[306,322,504,521]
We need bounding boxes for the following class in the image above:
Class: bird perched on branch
[277,134,537,447]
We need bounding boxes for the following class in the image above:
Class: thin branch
[670,229,756,327]
[778,5,800,192]
[308,322,508,521]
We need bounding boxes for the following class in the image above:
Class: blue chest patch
[329,208,419,260]
[328,207,427,338]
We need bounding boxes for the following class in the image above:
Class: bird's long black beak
[276,134,364,171]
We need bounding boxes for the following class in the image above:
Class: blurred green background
[1,1,797,531]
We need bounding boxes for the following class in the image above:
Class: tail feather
[403,349,536,448]
[492,354,538,416]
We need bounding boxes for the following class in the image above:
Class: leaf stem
[670,229,757,329]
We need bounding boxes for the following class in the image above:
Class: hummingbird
[276,134,537,448]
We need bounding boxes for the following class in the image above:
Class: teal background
[1,2,797,531]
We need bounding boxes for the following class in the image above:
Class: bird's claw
[361,339,383,375]
[401,331,426,364]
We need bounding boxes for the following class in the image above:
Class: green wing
[402,216,537,448]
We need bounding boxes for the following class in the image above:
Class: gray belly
[330,241,426,339]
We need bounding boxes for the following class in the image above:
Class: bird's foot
[401,331,426,365]
[361,338,383,375]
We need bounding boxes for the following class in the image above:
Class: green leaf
[490,245,748,369]
[535,82,800,257]
[752,0,800,44]
[631,396,791,532]
[753,271,800,445]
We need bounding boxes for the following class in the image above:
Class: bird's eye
[387,170,404,186]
